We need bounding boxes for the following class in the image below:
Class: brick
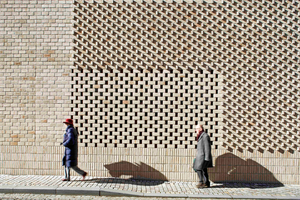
[0,0,300,185]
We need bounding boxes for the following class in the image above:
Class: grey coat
[193,132,213,171]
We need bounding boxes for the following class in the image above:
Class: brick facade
[0,0,299,184]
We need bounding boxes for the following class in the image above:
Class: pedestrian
[193,124,213,188]
[61,118,87,181]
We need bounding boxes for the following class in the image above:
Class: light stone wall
[0,145,299,184]
[0,0,73,147]
[0,0,299,185]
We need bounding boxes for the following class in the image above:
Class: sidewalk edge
[0,185,299,199]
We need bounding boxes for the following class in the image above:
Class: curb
[57,187,100,196]
[0,186,299,199]
[14,186,57,195]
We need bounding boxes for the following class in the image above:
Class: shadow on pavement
[209,182,284,189]
[82,161,167,186]
[209,153,284,188]
[84,177,166,186]
[104,161,168,181]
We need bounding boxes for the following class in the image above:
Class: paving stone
[0,175,300,199]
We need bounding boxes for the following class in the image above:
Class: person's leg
[63,166,70,181]
[196,170,205,188]
[71,166,85,176]
[197,170,204,183]
[70,166,88,180]
[203,168,210,187]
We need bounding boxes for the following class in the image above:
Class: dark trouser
[64,166,85,180]
[197,168,209,185]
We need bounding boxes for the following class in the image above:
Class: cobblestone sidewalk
[0,175,300,199]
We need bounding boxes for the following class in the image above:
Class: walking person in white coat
[193,124,213,188]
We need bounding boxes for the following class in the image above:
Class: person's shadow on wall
[208,153,284,188]
[85,161,167,186]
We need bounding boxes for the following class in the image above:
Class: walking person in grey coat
[193,124,213,188]
[61,118,88,181]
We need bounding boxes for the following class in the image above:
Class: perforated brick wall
[71,70,222,149]
[72,0,300,155]
[0,0,300,184]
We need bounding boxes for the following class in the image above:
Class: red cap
[63,118,73,125]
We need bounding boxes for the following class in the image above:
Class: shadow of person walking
[104,161,168,181]
[83,161,167,186]
[208,153,284,188]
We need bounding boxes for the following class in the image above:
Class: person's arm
[204,135,211,161]
[63,130,75,147]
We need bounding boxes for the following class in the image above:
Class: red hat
[63,118,73,125]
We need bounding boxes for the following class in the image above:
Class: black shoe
[196,183,205,188]
[203,182,210,188]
